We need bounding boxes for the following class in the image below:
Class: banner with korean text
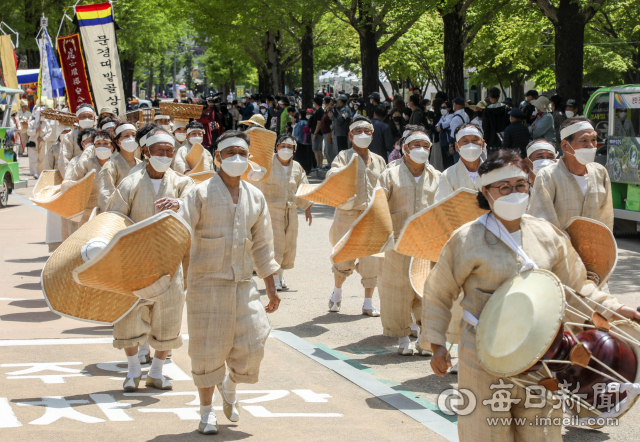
[76,2,125,115]
[57,34,94,113]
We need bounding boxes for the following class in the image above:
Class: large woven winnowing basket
[42,212,138,324]
[188,171,216,184]
[185,142,204,170]
[33,170,63,197]
[119,107,159,124]
[331,187,394,264]
[72,211,191,298]
[296,155,358,207]
[41,108,77,125]
[565,216,617,289]
[159,101,203,119]
[395,188,488,262]
[409,257,432,298]
[240,126,277,183]
[30,170,96,219]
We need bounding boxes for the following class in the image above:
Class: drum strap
[478,213,538,273]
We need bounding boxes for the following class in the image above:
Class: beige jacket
[254,157,313,211]
[97,152,142,212]
[434,159,482,202]
[64,155,103,212]
[326,148,386,210]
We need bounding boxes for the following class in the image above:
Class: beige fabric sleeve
[97,161,118,212]
[434,172,454,202]
[600,170,614,231]
[250,196,280,279]
[527,170,562,229]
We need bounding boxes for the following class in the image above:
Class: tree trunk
[24,0,40,69]
[258,65,267,94]
[121,54,135,100]
[147,60,154,99]
[554,0,586,110]
[441,8,465,100]
[510,73,525,108]
[159,56,166,96]
[300,22,314,109]
[359,25,379,117]
[264,30,282,95]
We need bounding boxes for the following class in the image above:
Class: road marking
[0,397,22,428]
[9,193,47,214]
[0,298,31,301]
[90,394,133,421]
[0,338,114,347]
[271,330,459,442]
[242,406,342,418]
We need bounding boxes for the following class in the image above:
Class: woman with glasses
[422,149,638,442]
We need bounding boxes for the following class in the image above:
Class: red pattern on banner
[56,33,94,113]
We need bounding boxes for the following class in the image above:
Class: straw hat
[42,212,138,324]
[32,170,63,197]
[185,142,204,170]
[331,187,394,264]
[476,269,565,377]
[72,211,192,300]
[30,170,96,221]
[395,188,487,261]
[239,113,265,127]
[296,155,358,207]
[409,257,432,297]
[240,125,277,183]
[564,217,617,289]
[188,171,216,184]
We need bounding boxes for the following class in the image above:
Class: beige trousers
[329,208,379,288]
[379,250,422,337]
[28,146,38,175]
[457,328,563,442]
[112,268,185,351]
[187,278,271,388]
[270,206,298,270]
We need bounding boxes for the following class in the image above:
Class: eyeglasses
[487,181,530,196]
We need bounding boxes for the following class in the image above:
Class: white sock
[273,275,280,286]
[126,354,142,378]
[331,287,342,303]
[138,343,150,356]
[398,336,411,347]
[200,405,213,420]
[223,374,237,403]
[148,356,165,380]
[363,298,374,310]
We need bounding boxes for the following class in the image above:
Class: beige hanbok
[97,152,142,212]
[528,158,613,231]
[179,173,280,387]
[64,155,103,229]
[422,214,622,442]
[171,141,214,174]
[328,149,386,287]
[377,160,440,337]
[43,141,69,251]
[106,167,195,350]
[27,117,53,176]
[254,157,312,274]
[59,129,85,173]
[434,159,482,202]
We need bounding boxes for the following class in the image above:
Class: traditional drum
[475,269,640,428]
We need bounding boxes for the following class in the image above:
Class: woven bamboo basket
[42,212,138,324]
[33,170,63,197]
[409,257,432,298]
[565,216,617,289]
[395,188,487,262]
[41,108,77,125]
[188,171,216,184]
[240,126,277,183]
[332,187,394,264]
[119,107,159,125]
[186,156,206,175]
[72,211,192,298]
[30,170,96,219]
[185,142,204,170]
[159,101,203,119]
[296,155,358,207]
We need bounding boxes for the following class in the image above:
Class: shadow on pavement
[277,312,368,338]
[62,325,113,335]
[14,282,42,290]
[0,311,61,322]
[9,299,48,308]
[393,374,458,397]
[308,204,335,220]
[6,256,49,263]
[14,269,42,277]
[563,426,611,441]
[148,428,252,441]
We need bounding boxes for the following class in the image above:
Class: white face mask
[406,147,430,164]
[120,137,138,152]
[567,142,597,165]
[618,112,627,120]
[490,192,529,221]
[278,148,294,161]
[260,108,267,115]
[564,110,574,118]
[531,159,555,174]
[175,133,187,142]
[459,143,482,162]
[95,147,112,160]
[352,133,372,148]
[221,154,248,177]
[148,155,173,173]
[161,125,171,131]
[79,119,95,129]
[441,109,448,116]
[189,136,204,145]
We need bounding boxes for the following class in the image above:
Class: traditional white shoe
[198,412,219,435]
[217,378,240,422]
[280,275,288,289]
[362,308,380,317]
[145,375,173,390]
[123,374,142,391]
[450,362,459,374]
[398,343,413,356]
[274,275,282,291]
[410,325,420,338]
[328,299,341,312]
[138,353,151,365]
[414,342,433,356]
[167,350,173,358]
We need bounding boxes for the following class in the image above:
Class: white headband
[101,122,116,130]
[173,120,188,129]
[455,126,483,142]
[402,129,412,138]
[154,114,170,121]
[404,133,431,146]
[115,123,136,136]
[76,108,95,117]
[94,135,111,142]
[527,141,557,158]
[140,134,148,147]
[218,137,249,151]
[187,127,203,134]
[480,165,528,187]
[82,133,93,141]
[349,120,374,132]
[279,137,297,147]
[560,121,594,140]
[146,133,175,147]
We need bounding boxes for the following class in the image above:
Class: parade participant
[327,115,386,315]
[254,134,313,291]
[529,96,556,143]
[172,120,189,148]
[26,100,53,178]
[178,130,280,434]
[425,150,639,441]
[98,107,114,121]
[17,100,32,156]
[105,126,195,391]
[154,114,172,132]
[435,124,485,201]
[377,128,440,355]
[97,121,142,211]
[99,116,119,137]
[172,121,214,174]
[60,104,97,172]
[528,118,613,231]
[524,139,557,186]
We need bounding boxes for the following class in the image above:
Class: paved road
[2,156,639,441]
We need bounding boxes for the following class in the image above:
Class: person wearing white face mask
[60,104,97,171]
[377,129,441,356]
[172,120,189,148]
[524,139,557,186]
[253,135,313,291]
[327,116,387,316]
[178,130,281,434]
[105,127,195,393]
[614,108,635,137]
[435,124,485,202]
[171,121,215,174]
[426,150,637,442]
[528,118,613,231]
[154,113,172,133]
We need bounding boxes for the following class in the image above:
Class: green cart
[0,86,28,207]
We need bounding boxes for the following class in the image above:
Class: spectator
[448,97,471,163]
[370,105,394,161]
[229,100,240,129]
[523,89,539,125]
[614,108,636,137]
[564,99,580,118]
[320,96,335,167]
[393,95,406,113]
[250,94,260,114]
[436,101,454,169]
[470,101,486,127]
[389,108,405,142]
[294,109,315,172]
[352,99,366,117]
[502,97,513,112]
[286,106,299,135]
[369,92,381,107]
[482,87,510,151]
[330,94,351,152]
[502,108,531,158]
[529,96,556,143]
[240,94,254,120]
[310,96,325,171]
[412,87,422,99]
[549,94,566,147]
[219,103,233,133]
[408,95,424,125]
[278,97,291,135]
